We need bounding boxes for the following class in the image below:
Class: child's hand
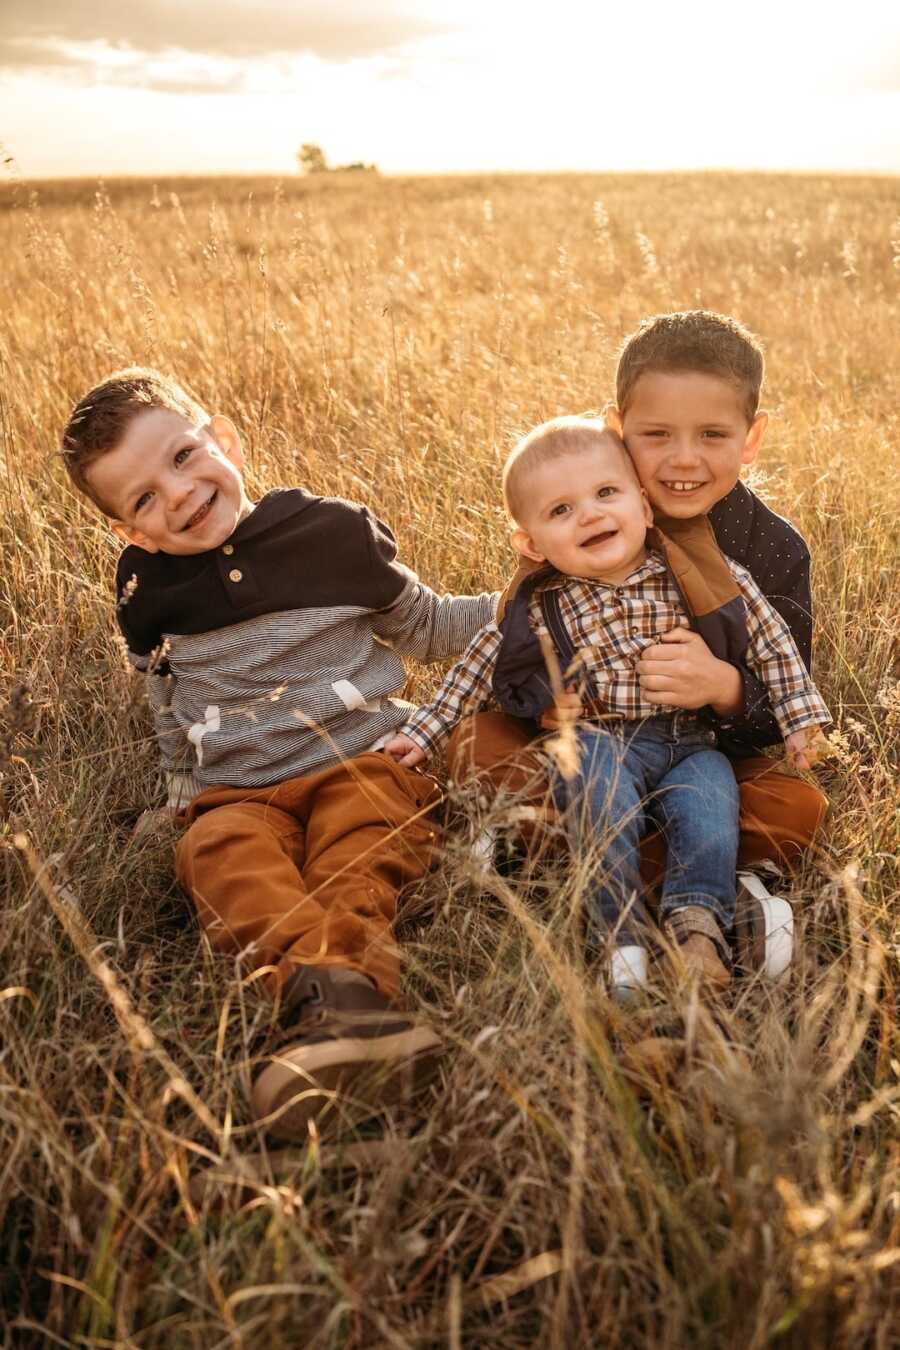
[539,690,584,730]
[637,628,743,715]
[785,726,831,771]
[382,734,427,768]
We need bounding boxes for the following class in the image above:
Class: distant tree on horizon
[297,143,378,176]
[298,143,328,175]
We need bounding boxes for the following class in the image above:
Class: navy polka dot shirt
[709,481,813,756]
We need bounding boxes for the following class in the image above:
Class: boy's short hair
[60,367,208,515]
[616,310,764,423]
[503,416,630,522]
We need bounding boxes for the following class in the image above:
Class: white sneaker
[608,946,649,1007]
[734,872,794,980]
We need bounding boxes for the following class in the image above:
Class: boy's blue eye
[550,503,570,517]
[135,492,152,512]
[175,446,193,465]
[596,486,616,498]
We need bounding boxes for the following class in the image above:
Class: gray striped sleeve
[372,573,499,662]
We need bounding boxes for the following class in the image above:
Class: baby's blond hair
[503,416,632,523]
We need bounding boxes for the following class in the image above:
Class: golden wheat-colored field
[1,170,898,1347]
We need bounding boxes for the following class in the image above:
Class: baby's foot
[675,933,731,989]
[664,906,732,991]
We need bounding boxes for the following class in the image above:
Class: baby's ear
[640,489,653,528]
[510,527,545,564]
[110,519,159,552]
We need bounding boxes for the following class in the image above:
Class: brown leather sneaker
[664,907,732,990]
[251,966,442,1141]
[676,933,732,988]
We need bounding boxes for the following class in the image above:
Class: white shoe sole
[609,945,649,1007]
[736,872,794,980]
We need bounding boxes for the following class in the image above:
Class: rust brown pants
[175,754,442,1003]
[446,711,827,879]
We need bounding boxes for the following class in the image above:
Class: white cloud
[1,0,898,176]
[0,0,455,77]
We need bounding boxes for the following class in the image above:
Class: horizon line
[6,164,900,185]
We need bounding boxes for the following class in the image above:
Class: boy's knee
[175,809,223,887]
[737,766,827,868]
[174,803,273,886]
[787,778,827,841]
[742,771,825,836]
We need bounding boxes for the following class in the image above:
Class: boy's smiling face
[615,370,767,518]
[86,408,254,555]
[511,437,653,585]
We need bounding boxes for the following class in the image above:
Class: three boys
[61,309,828,1132]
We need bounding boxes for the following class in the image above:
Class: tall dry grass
[1,169,898,1347]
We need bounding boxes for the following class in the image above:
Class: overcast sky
[2,0,899,178]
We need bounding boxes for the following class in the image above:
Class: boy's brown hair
[60,367,208,515]
[615,310,764,423]
[503,416,631,522]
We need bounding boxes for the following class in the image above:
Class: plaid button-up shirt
[401,552,831,756]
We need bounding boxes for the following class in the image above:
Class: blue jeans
[549,716,739,951]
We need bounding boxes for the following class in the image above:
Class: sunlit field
[1,170,898,1347]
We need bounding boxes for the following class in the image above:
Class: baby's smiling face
[511,435,653,585]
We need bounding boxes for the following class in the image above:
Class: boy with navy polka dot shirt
[443,310,828,960]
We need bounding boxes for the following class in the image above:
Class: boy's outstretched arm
[123,663,195,834]
[116,556,197,811]
[141,662,197,810]
[372,578,498,662]
[349,504,498,661]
